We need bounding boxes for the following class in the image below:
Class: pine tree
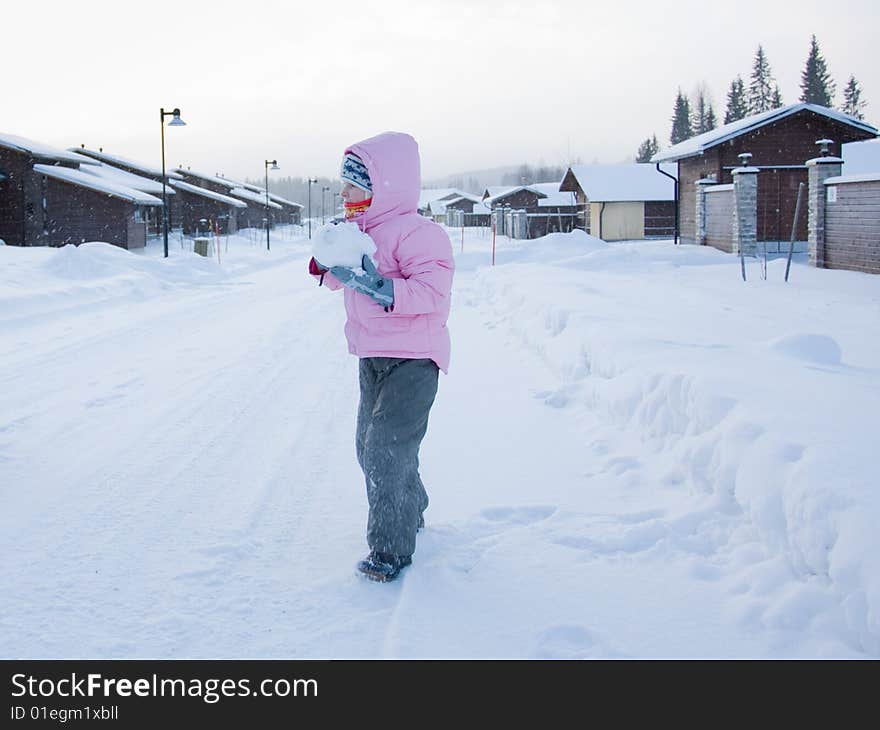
[670,90,693,145]
[771,84,784,109]
[636,134,660,163]
[725,76,748,123]
[692,84,717,135]
[799,35,835,107]
[705,106,717,130]
[748,45,778,114]
[841,75,866,119]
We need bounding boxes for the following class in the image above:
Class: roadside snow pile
[768,333,843,366]
[462,233,880,655]
[311,221,376,269]
[1,242,227,323]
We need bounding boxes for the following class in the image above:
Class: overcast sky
[4,0,877,182]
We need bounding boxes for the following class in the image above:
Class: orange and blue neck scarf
[344,198,372,219]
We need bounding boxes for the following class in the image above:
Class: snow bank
[461,232,880,654]
[0,229,314,324]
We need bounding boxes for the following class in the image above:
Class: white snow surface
[74,148,183,180]
[169,180,248,207]
[566,164,675,202]
[229,187,283,209]
[1,226,879,659]
[33,164,163,205]
[0,133,100,165]
[311,221,376,268]
[175,168,237,189]
[80,162,174,195]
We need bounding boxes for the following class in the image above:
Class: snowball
[312,221,376,269]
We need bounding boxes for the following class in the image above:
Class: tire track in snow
[0,260,366,656]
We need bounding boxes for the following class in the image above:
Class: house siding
[41,176,142,248]
[824,179,880,274]
[677,109,875,245]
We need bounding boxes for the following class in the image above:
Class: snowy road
[2,228,878,658]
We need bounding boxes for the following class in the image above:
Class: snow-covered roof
[471,202,491,215]
[72,147,182,179]
[80,162,174,195]
[175,168,237,189]
[427,199,448,215]
[33,163,162,205]
[842,138,880,175]
[169,180,248,208]
[211,177,302,207]
[1,133,100,165]
[268,192,304,208]
[563,164,675,202]
[419,188,469,209]
[483,186,536,205]
[652,103,879,163]
[824,172,880,185]
[447,191,482,203]
[531,182,577,207]
[228,187,283,209]
[482,186,517,201]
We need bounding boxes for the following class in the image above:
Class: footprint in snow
[480,505,556,525]
[531,624,625,659]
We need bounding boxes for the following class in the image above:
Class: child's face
[341,182,370,204]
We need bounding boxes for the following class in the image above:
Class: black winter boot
[357,550,412,582]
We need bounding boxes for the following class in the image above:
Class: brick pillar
[695,179,714,246]
[732,167,759,256]
[806,156,843,268]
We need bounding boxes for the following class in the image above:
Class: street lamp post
[264,159,279,251]
[321,185,330,225]
[307,178,318,238]
[159,107,186,258]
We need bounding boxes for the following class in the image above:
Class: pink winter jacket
[315,132,455,373]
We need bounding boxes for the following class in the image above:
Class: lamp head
[168,108,186,126]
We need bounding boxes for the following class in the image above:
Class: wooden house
[236,180,303,225]
[226,186,283,229]
[651,103,878,246]
[266,193,303,225]
[32,164,161,248]
[442,193,491,227]
[482,184,578,237]
[79,161,177,236]
[559,164,676,241]
[1,133,159,248]
[1,133,98,245]
[73,146,184,232]
[168,180,246,234]
[175,167,237,197]
[418,188,470,217]
[177,170,295,228]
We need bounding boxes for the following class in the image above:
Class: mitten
[330,255,394,308]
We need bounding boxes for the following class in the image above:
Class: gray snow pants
[356,357,439,557]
